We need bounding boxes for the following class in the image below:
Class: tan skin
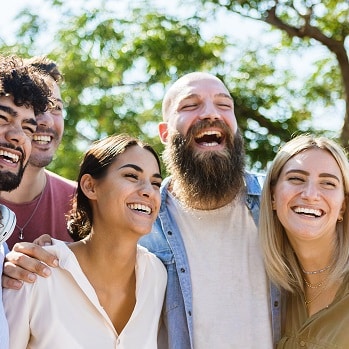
[0,95,37,173]
[2,72,238,287]
[0,80,64,203]
[3,145,162,335]
[159,73,238,210]
[68,145,161,332]
[273,148,345,316]
[71,239,136,333]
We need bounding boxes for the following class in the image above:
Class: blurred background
[1,0,348,179]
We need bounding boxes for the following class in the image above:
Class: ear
[271,193,276,210]
[158,122,169,144]
[80,174,97,200]
[338,199,346,222]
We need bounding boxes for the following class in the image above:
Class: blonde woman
[260,134,349,348]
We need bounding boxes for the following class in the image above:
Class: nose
[301,182,320,201]
[139,181,155,198]
[5,125,29,146]
[198,102,221,121]
[36,111,54,128]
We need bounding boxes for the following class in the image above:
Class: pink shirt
[0,170,76,249]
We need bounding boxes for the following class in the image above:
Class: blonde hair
[260,134,349,293]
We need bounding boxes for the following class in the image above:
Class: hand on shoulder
[2,239,58,290]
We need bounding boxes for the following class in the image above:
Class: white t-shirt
[168,193,273,349]
[3,240,167,349]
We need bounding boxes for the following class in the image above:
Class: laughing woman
[3,134,167,349]
[260,134,349,348]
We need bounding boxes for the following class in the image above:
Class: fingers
[1,243,59,289]
[3,251,51,281]
[33,234,53,246]
[2,274,24,290]
[12,242,58,268]
[2,260,37,289]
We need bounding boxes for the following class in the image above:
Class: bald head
[162,72,231,122]
[160,72,244,209]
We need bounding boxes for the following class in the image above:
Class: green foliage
[0,0,347,177]
[193,0,348,150]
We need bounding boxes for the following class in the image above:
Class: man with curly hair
[0,56,76,249]
[0,54,51,349]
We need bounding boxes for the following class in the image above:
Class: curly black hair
[24,55,63,83]
[0,55,51,115]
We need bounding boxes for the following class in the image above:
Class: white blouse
[3,239,167,349]
[0,243,9,349]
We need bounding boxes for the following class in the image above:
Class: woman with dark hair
[3,133,166,349]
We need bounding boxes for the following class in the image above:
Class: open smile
[194,130,223,147]
[0,149,20,164]
[127,203,152,215]
[33,134,52,145]
[292,206,324,218]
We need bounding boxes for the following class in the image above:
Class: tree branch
[264,4,349,145]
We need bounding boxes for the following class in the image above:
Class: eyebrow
[52,97,63,104]
[181,93,233,101]
[26,118,38,127]
[285,169,341,182]
[0,105,17,117]
[119,163,162,179]
[0,105,37,126]
[216,93,234,101]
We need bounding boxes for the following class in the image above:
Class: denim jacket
[139,172,281,349]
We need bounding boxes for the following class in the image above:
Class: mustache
[0,142,25,160]
[164,124,245,208]
[34,127,59,139]
[186,119,232,140]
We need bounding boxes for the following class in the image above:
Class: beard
[0,142,27,191]
[29,128,61,168]
[0,164,26,191]
[162,120,246,210]
[29,153,54,168]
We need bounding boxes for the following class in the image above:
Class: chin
[193,146,228,160]
[133,224,154,236]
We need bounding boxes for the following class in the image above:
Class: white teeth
[128,203,151,215]
[294,207,322,217]
[33,135,51,143]
[196,130,222,139]
[0,150,19,163]
[201,142,219,147]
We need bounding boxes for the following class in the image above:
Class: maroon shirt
[1,170,76,249]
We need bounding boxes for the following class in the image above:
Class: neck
[293,238,340,316]
[70,229,138,279]
[0,166,46,203]
[293,239,334,275]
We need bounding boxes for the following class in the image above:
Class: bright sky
[2,0,268,44]
[1,0,344,133]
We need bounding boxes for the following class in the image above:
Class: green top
[278,275,349,349]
